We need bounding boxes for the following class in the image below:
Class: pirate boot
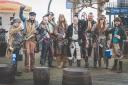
[77,60,81,67]
[69,60,72,66]
[117,61,122,73]
[111,59,118,71]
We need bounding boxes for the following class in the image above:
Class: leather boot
[69,60,72,66]
[117,61,122,73]
[98,58,101,68]
[77,60,81,67]
[105,58,109,69]
[111,59,118,71]
[84,55,89,68]
[94,58,97,68]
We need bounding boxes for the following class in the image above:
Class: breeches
[69,42,81,60]
[25,40,36,69]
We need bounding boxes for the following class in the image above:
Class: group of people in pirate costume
[5,5,127,76]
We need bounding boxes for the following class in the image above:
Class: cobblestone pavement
[0,53,128,85]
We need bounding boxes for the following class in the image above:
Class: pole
[109,14,111,28]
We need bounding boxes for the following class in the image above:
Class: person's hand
[20,5,26,10]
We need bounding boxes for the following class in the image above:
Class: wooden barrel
[33,67,50,85]
[62,68,92,85]
[0,64,15,84]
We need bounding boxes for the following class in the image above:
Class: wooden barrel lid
[34,66,49,69]
[63,68,88,73]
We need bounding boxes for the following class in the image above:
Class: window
[0,17,2,26]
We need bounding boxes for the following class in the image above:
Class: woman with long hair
[54,14,68,68]
[93,15,108,68]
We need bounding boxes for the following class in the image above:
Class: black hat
[29,12,36,16]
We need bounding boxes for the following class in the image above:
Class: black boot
[69,60,72,66]
[111,59,118,71]
[98,58,101,68]
[94,57,97,68]
[77,60,81,67]
[117,61,122,73]
[105,58,109,69]
[84,56,89,68]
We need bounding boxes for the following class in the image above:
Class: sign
[66,0,73,9]
[106,7,128,15]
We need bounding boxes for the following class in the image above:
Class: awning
[0,0,31,13]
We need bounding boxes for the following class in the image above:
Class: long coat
[66,23,83,57]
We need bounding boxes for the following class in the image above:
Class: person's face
[88,15,93,21]
[99,19,105,23]
[114,21,121,27]
[13,22,21,28]
[59,15,65,22]
[43,17,48,24]
[48,15,54,21]
[73,17,78,26]
[29,15,36,21]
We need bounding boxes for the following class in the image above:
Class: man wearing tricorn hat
[19,5,38,72]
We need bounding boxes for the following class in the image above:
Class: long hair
[57,14,67,31]
[96,18,106,32]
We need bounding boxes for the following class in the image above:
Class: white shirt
[72,26,78,40]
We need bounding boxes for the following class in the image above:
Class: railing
[105,2,128,8]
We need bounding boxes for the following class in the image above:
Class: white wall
[0,12,18,40]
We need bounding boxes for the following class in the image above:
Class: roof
[0,0,31,13]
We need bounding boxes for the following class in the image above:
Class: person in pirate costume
[108,17,127,73]
[8,18,23,76]
[66,15,83,67]
[54,14,68,68]
[82,12,96,68]
[46,12,57,61]
[19,6,38,72]
[93,15,108,68]
[37,15,53,67]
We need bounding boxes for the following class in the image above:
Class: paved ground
[0,52,128,85]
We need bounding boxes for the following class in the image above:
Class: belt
[72,40,79,42]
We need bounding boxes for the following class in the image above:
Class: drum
[62,68,92,85]
[33,67,50,85]
[0,64,15,84]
